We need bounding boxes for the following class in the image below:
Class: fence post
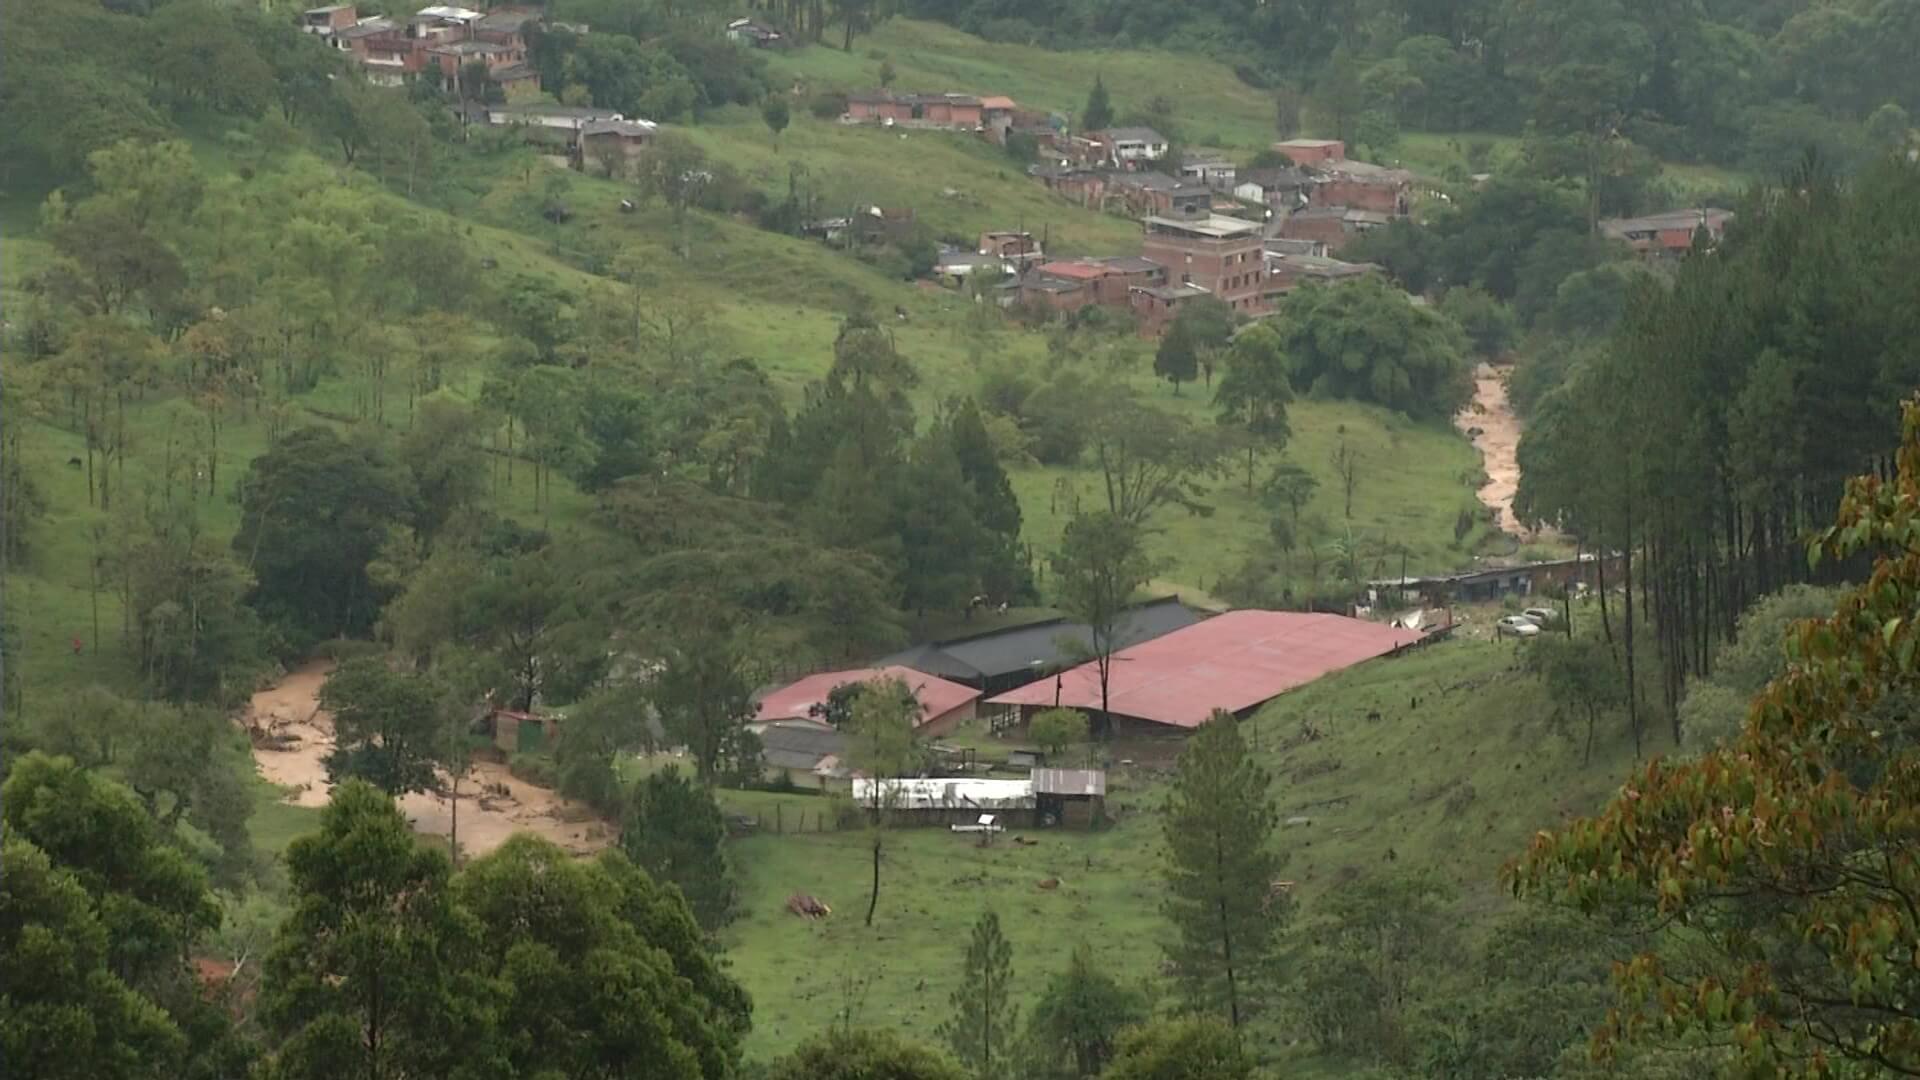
[777,803,784,835]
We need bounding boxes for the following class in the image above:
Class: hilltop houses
[305,2,558,91]
[844,91,985,129]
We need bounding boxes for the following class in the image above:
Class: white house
[1099,126,1168,164]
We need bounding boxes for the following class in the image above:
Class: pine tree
[947,398,1021,540]
[1082,75,1113,133]
[898,430,988,616]
[939,910,1016,1077]
[1021,945,1145,1078]
[1161,711,1286,1028]
[622,765,736,930]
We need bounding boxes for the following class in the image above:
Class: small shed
[1033,768,1107,828]
[491,708,562,755]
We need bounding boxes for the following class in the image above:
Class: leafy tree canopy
[1271,276,1472,420]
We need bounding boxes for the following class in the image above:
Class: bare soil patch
[242,661,611,857]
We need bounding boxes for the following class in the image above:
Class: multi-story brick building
[1140,214,1268,314]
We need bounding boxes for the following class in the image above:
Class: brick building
[578,118,658,177]
[1106,172,1212,218]
[1141,214,1268,314]
[1273,138,1346,167]
[979,230,1043,267]
[302,3,360,34]
[1263,251,1380,294]
[1278,206,1388,253]
[1234,165,1313,212]
[1308,162,1414,216]
[1129,282,1210,334]
[1016,274,1095,314]
[1032,165,1107,209]
[843,91,985,129]
[1599,207,1733,259]
[429,38,525,82]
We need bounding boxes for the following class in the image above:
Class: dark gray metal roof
[755,724,844,769]
[881,597,1205,682]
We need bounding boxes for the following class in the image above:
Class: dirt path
[243,661,612,858]
[1455,362,1559,543]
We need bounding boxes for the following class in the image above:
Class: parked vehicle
[1496,615,1541,638]
[1521,607,1560,627]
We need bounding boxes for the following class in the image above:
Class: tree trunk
[1623,510,1641,760]
[864,832,882,926]
[449,771,461,867]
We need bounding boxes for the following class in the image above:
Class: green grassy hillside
[769,19,1280,151]
[4,97,1491,684]
[716,630,1635,1060]
[758,19,1750,190]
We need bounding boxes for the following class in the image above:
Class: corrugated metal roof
[755,666,980,727]
[1145,214,1262,238]
[881,598,1203,683]
[987,611,1423,729]
[1102,126,1166,143]
[1032,768,1106,796]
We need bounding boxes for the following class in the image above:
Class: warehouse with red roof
[754,665,982,737]
[985,610,1423,734]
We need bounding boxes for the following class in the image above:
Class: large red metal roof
[756,666,981,728]
[985,611,1423,728]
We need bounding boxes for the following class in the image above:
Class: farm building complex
[987,611,1424,734]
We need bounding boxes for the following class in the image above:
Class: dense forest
[895,0,1918,173]
[10,0,1920,1075]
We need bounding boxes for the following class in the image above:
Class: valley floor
[717,627,1639,1060]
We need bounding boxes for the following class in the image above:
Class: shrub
[508,753,558,788]
[807,89,848,120]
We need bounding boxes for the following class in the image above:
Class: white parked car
[1496,615,1541,638]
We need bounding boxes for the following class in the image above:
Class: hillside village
[303,0,1735,339]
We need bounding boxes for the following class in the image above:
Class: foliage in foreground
[1514,398,1920,1075]
[766,1026,968,1080]
[261,781,750,1079]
